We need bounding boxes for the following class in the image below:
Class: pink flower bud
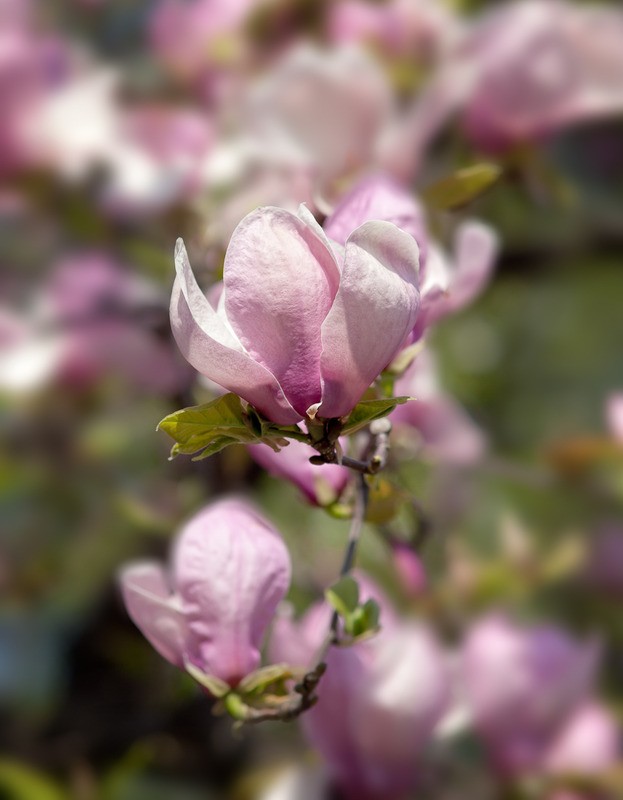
[120,498,291,689]
[462,614,601,775]
[248,435,349,506]
[171,205,420,423]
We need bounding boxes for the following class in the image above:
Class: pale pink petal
[119,562,188,668]
[543,702,620,775]
[318,221,420,418]
[173,498,291,685]
[223,207,340,416]
[170,238,301,424]
[323,174,428,265]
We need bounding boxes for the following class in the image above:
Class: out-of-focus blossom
[101,104,214,217]
[543,701,619,776]
[120,498,291,689]
[411,221,498,341]
[248,434,349,506]
[457,0,623,153]
[462,614,602,776]
[38,254,189,393]
[327,0,458,63]
[0,309,63,394]
[250,45,393,193]
[391,349,486,465]
[171,205,420,424]
[606,393,623,443]
[149,0,257,82]
[271,576,449,800]
[0,24,70,176]
[391,541,427,597]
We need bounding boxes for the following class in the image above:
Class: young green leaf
[341,396,411,436]
[325,575,360,619]
[423,163,502,211]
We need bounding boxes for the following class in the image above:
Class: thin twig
[243,471,370,724]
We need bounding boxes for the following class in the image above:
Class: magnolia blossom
[171,204,420,424]
[391,349,486,465]
[250,45,393,192]
[323,173,498,342]
[462,614,602,775]
[248,435,350,506]
[120,498,291,689]
[458,0,623,152]
[270,577,449,800]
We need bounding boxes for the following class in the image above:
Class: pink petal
[223,207,340,416]
[318,221,420,418]
[543,701,620,774]
[606,393,623,443]
[173,498,291,685]
[323,174,428,265]
[170,238,301,424]
[119,562,188,668]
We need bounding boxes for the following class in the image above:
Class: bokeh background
[1,0,623,798]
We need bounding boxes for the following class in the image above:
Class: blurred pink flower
[37,254,190,394]
[327,0,457,62]
[459,0,623,152]
[100,104,214,217]
[120,498,291,689]
[271,578,449,800]
[171,205,420,423]
[250,45,393,192]
[391,349,486,465]
[248,434,349,506]
[543,701,619,775]
[462,614,602,776]
[149,0,256,81]
[391,541,427,597]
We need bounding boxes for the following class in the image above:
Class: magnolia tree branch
[244,470,370,725]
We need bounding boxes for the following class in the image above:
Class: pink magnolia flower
[171,205,420,424]
[248,434,349,506]
[270,576,449,800]
[120,498,291,689]
[391,349,486,465]
[462,614,602,776]
[458,0,623,153]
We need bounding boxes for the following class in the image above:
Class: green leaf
[350,599,381,638]
[341,397,411,436]
[326,576,360,618]
[223,692,249,721]
[423,163,502,211]
[0,760,67,800]
[158,394,309,460]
